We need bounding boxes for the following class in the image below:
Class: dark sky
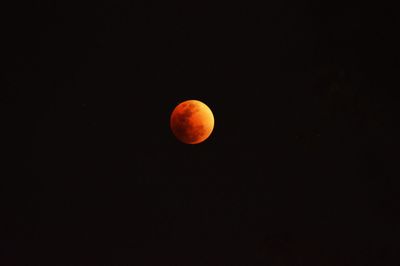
[1,1,399,265]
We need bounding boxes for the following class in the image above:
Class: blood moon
[170,100,214,144]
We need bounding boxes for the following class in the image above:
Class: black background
[1,1,399,265]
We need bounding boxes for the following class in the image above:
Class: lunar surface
[170,100,214,144]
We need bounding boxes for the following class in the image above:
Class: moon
[170,100,215,144]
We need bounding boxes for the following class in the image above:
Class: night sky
[2,1,399,265]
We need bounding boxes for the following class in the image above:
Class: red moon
[170,100,215,144]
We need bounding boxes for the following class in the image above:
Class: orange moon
[170,100,214,144]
